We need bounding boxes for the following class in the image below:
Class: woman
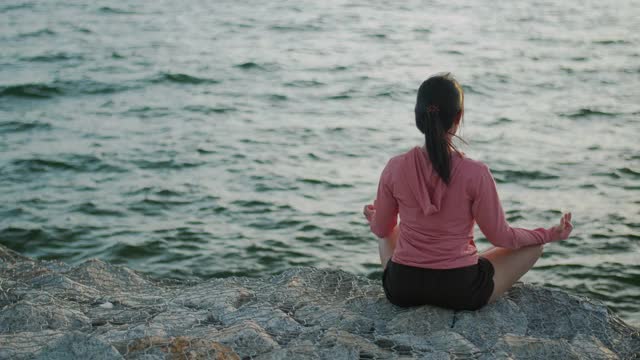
[363,73,573,310]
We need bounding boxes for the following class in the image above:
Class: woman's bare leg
[379,226,399,270]
[480,244,544,303]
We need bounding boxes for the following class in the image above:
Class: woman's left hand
[363,204,376,223]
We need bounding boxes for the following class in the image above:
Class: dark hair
[414,72,464,184]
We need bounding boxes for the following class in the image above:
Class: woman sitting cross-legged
[363,73,573,310]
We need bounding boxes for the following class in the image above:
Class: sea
[0,0,638,327]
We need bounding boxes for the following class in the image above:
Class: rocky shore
[0,244,638,359]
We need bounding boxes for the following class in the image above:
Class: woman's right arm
[472,164,572,248]
[369,162,399,239]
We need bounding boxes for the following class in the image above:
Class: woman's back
[373,147,481,269]
[371,146,556,270]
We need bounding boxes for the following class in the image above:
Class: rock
[123,335,240,360]
[375,331,480,358]
[493,334,581,360]
[0,300,91,333]
[453,297,528,348]
[0,243,638,359]
[385,305,453,336]
[33,331,122,360]
[570,333,619,360]
[0,330,65,360]
[213,320,279,358]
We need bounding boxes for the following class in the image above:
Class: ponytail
[424,111,452,184]
[414,73,464,185]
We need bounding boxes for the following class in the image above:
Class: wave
[298,177,354,188]
[0,3,34,13]
[0,225,100,254]
[562,108,618,118]
[128,198,193,216]
[17,28,55,38]
[269,24,323,32]
[123,106,170,118]
[491,169,559,183]
[0,120,51,133]
[151,72,220,85]
[0,83,62,98]
[0,80,133,99]
[266,94,288,102]
[98,6,136,15]
[231,199,272,208]
[488,117,513,126]
[0,226,47,252]
[126,187,170,197]
[20,52,84,62]
[461,84,485,95]
[10,155,125,174]
[234,62,277,71]
[326,93,352,100]
[593,39,628,45]
[283,79,325,88]
[618,167,640,178]
[248,218,305,230]
[183,105,236,114]
[107,240,167,260]
[129,158,204,170]
[70,202,125,217]
[366,33,387,39]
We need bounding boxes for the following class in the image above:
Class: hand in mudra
[550,212,573,241]
[363,204,375,224]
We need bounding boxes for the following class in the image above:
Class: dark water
[1,1,638,326]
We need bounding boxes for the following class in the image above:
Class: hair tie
[426,104,439,113]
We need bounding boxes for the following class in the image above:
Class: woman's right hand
[550,212,573,241]
[363,204,376,224]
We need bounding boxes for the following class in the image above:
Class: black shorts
[382,257,495,311]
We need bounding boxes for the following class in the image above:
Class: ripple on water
[283,79,325,88]
[9,155,125,174]
[70,202,125,217]
[154,227,211,244]
[150,72,220,85]
[0,3,33,13]
[233,62,276,71]
[123,106,171,118]
[108,240,168,260]
[323,228,360,242]
[617,167,640,179]
[16,28,56,38]
[248,218,304,230]
[0,80,134,99]
[183,105,236,114]
[562,108,619,119]
[0,83,62,99]
[98,6,136,15]
[0,225,100,254]
[269,24,323,32]
[0,120,51,133]
[326,92,353,100]
[298,178,354,189]
[19,52,84,62]
[490,169,559,184]
[129,158,204,170]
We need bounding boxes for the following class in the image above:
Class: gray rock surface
[0,244,638,359]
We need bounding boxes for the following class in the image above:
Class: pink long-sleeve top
[370,146,558,269]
